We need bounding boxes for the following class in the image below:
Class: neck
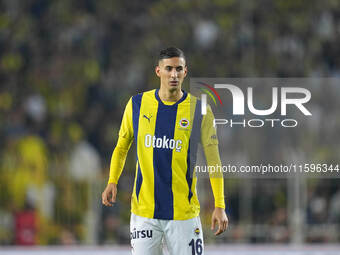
[158,87,183,102]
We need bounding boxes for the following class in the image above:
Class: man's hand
[211,207,228,235]
[102,183,117,207]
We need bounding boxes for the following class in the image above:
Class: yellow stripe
[131,90,158,218]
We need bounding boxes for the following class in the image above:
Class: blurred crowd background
[0,0,340,246]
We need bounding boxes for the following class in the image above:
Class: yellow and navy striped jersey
[109,89,224,220]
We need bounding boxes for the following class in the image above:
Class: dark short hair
[159,47,185,62]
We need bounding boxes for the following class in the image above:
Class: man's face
[155,57,187,91]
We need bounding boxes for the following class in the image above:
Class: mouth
[169,81,179,86]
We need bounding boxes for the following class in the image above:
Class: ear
[183,66,188,78]
[155,65,161,77]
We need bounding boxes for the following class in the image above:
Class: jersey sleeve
[108,98,134,184]
[201,104,218,147]
[203,144,225,208]
[201,104,225,208]
[118,97,134,140]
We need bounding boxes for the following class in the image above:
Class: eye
[165,66,172,71]
[176,67,183,72]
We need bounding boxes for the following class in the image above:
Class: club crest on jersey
[179,118,189,128]
[194,227,200,236]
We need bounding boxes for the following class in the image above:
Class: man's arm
[203,144,228,235]
[102,136,132,206]
[201,103,229,235]
[102,98,134,207]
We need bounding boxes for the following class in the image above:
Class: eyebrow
[164,65,184,68]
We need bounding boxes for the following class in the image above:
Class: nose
[170,68,178,79]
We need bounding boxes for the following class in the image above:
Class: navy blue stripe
[136,162,142,201]
[186,99,202,202]
[153,103,178,220]
[132,94,143,201]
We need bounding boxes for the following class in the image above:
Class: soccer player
[102,47,228,255]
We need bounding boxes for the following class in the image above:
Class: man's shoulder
[129,89,157,105]
[131,89,156,99]
[187,92,199,101]
[181,92,200,106]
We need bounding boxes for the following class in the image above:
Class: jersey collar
[155,89,188,106]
